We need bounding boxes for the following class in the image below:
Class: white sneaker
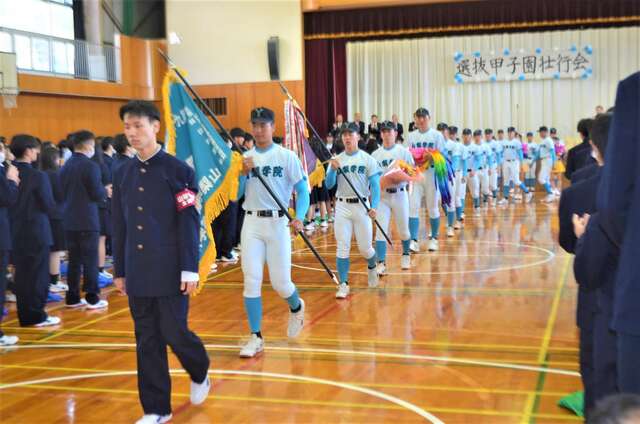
[497,199,508,206]
[446,226,454,238]
[210,262,218,272]
[428,238,439,252]
[190,376,211,405]
[86,299,108,310]
[0,335,18,346]
[99,271,113,280]
[367,267,379,288]
[460,212,465,221]
[553,188,560,196]
[514,193,523,201]
[34,316,61,327]
[5,293,16,303]
[543,194,555,203]
[135,414,173,424]
[453,221,461,230]
[525,192,533,203]
[220,254,237,263]
[66,299,88,309]
[239,334,264,358]
[304,222,315,231]
[401,254,411,270]
[49,281,68,292]
[287,298,305,338]
[409,240,420,253]
[335,283,350,299]
[320,220,329,228]
[376,262,386,276]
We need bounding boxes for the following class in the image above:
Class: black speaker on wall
[267,36,280,81]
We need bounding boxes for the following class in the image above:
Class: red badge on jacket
[175,189,197,211]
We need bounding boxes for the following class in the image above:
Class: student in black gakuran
[112,100,210,424]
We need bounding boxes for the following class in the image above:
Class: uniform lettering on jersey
[413,141,436,149]
[249,165,285,179]
[340,165,367,175]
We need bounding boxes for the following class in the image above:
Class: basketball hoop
[1,88,18,109]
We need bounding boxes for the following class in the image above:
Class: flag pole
[158,50,339,286]
[277,81,393,246]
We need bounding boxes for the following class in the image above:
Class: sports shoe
[239,334,264,358]
[335,283,350,299]
[220,254,237,263]
[99,270,113,280]
[367,267,379,288]
[453,221,461,230]
[320,220,329,228]
[86,299,108,310]
[497,199,508,206]
[190,376,211,405]
[543,194,555,203]
[5,293,16,303]
[34,316,61,327]
[287,298,305,338]
[459,212,465,221]
[66,299,88,309]
[210,262,218,272]
[428,238,439,252]
[135,414,173,424]
[552,188,561,196]
[514,193,523,201]
[49,281,68,292]
[409,240,420,253]
[525,192,533,203]
[0,335,18,346]
[327,216,334,223]
[304,222,315,231]
[376,262,386,276]
[401,254,411,270]
[446,226,455,238]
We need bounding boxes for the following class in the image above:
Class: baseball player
[237,107,310,358]
[455,128,472,228]
[535,126,557,203]
[497,127,533,205]
[444,126,466,236]
[371,121,414,274]
[403,107,447,253]
[325,122,382,299]
[467,129,489,214]
[524,132,539,191]
[485,129,502,203]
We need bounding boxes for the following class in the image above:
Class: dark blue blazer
[597,71,640,336]
[112,149,199,297]
[59,153,106,232]
[9,161,55,251]
[558,171,600,328]
[103,154,114,174]
[45,169,64,220]
[571,162,598,184]
[0,165,19,250]
[565,138,595,180]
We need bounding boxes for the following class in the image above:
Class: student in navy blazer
[0,141,20,345]
[113,101,210,423]
[8,135,60,327]
[60,130,108,309]
[596,71,640,395]
[572,113,619,409]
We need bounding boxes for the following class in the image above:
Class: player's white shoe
[514,193,523,201]
[401,254,411,270]
[239,334,264,358]
[497,198,508,206]
[409,240,420,253]
[376,262,386,276]
[304,222,315,231]
[0,335,18,346]
[5,293,16,303]
[190,376,211,405]
[320,220,329,228]
[287,298,305,338]
[446,226,454,238]
[525,192,533,203]
[335,283,350,299]
[453,221,461,230]
[33,316,61,327]
[460,212,465,221]
[367,267,379,288]
[552,188,560,196]
[49,281,68,292]
[428,238,439,252]
[136,414,173,424]
[86,299,109,310]
[543,194,555,203]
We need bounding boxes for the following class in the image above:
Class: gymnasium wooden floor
[0,201,582,423]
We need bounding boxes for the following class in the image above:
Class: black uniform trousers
[592,301,618,403]
[129,295,209,415]
[0,250,8,337]
[66,231,100,305]
[13,246,49,326]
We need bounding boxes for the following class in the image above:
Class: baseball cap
[538,126,549,132]
[250,107,275,123]
[462,128,472,135]
[437,122,448,131]
[415,107,430,117]
[340,122,360,134]
[380,120,397,131]
[473,129,483,136]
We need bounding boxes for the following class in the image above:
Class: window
[0,0,74,40]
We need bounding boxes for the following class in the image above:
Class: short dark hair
[119,100,161,122]
[101,136,114,151]
[591,112,612,161]
[40,145,61,171]
[589,394,640,424]
[70,130,95,150]
[577,118,593,139]
[113,134,130,155]
[10,134,40,158]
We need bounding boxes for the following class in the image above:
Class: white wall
[166,0,303,85]
[347,27,640,142]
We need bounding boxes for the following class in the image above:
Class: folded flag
[284,99,325,188]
